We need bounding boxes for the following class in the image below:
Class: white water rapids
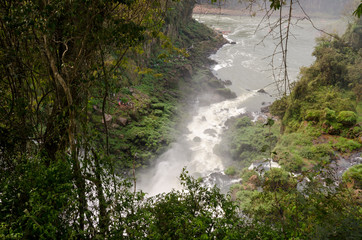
[137,14,345,196]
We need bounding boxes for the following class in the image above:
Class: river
[137,14,345,196]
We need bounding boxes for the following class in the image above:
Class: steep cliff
[90,1,228,171]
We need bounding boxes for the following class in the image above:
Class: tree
[0,0,171,238]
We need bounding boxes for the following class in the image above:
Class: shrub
[153,109,163,116]
[225,166,236,176]
[332,137,361,152]
[323,108,336,122]
[343,164,362,189]
[263,168,294,191]
[280,154,304,173]
[240,169,259,182]
[337,111,357,126]
[305,109,322,122]
[270,96,288,118]
[235,117,252,128]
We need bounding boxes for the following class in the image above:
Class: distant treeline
[196,0,356,16]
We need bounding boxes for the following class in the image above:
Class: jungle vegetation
[0,0,361,239]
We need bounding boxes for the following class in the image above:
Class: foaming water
[137,93,255,196]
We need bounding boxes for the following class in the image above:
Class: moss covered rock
[343,164,362,189]
[337,111,357,126]
[323,108,337,122]
[305,109,322,122]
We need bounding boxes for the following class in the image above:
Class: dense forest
[1,0,361,239]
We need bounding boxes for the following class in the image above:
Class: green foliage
[353,3,362,18]
[0,156,76,239]
[217,116,280,168]
[332,137,362,152]
[305,109,322,121]
[142,170,251,239]
[240,168,259,182]
[272,32,360,132]
[235,116,252,127]
[324,107,337,122]
[269,25,361,173]
[343,164,362,189]
[270,96,288,118]
[337,110,357,126]
[235,166,362,239]
[273,124,338,172]
[224,166,236,176]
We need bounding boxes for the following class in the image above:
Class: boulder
[337,111,357,126]
[193,136,202,142]
[101,114,112,124]
[215,88,237,99]
[224,80,232,85]
[204,128,217,137]
[261,105,270,113]
[181,64,193,79]
[257,88,267,94]
[208,77,224,88]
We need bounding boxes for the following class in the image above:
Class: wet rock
[181,64,193,79]
[215,88,237,99]
[193,136,202,142]
[201,116,207,121]
[116,116,128,126]
[257,88,267,94]
[208,77,224,88]
[332,151,362,177]
[204,128,217,137]
[230,41,236,44]
[261,105,270,113]
[224,80,232,85]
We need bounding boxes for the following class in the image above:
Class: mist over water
[137,93,255,196]
[137,14,345,196]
